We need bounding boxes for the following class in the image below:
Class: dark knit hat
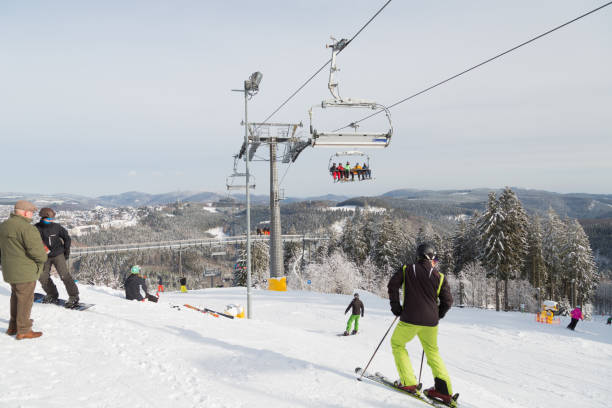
[39,207,56,219]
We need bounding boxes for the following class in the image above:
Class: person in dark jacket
[344,293,364,335]
[124,265,148,301]
[157,275,164,293]
[35,207,80,308]
[387,243,455,406]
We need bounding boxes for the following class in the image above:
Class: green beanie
[131,265,141,274]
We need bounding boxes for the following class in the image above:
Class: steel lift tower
[237,121,308,281]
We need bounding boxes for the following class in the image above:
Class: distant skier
[157,275,164,293]
[125,265,148,301]
[567,306,583,330]
[387,243,455,407]
[344,293,364,335]
[607,316,611,325]
[179,277,188,292]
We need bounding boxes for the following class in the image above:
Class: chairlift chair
[226,155,256,191]
[328,151,373,183]
[309,37,393,148]
[226,172,255,191]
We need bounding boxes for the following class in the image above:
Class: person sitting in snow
[344,293,364,335]
[125,265,152,301]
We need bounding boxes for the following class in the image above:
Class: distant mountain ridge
[1,188,611,219]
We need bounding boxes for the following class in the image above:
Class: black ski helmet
[416,243,436,261]
[354,293,359,298]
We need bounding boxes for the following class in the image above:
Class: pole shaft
[245,90,252,319]
[359,316,398,380]
[418,349,425,384]
[269,140,282,278]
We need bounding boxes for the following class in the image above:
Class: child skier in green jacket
[344,293,364,335]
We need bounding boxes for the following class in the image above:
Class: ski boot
[393,380,422,395]
[351,329,357,335]
[42,294,59,304]
[424,378,458,407]
[64,296,80,309]
[343,330,350,336]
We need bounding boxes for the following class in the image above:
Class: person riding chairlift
[362,162,371,179]
[344,162,351,180]
[330,162,339,181]
[337,163,345,180]
[352,163,362,181]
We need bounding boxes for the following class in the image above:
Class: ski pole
[418,349,425,385]
[358,316,398,381]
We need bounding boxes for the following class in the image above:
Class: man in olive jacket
[0,200,47,340]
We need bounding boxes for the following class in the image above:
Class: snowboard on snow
[33,293,95,311]
[355,367,460,408]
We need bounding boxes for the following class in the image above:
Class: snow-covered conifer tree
[523,215,547,291]
[562,219,598,306]
[542,208,566,300]
[498,187,529,310]
[478,192,506,311]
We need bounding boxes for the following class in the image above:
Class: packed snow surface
[1,281,611,408]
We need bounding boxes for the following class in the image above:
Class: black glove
[64,254,69,260]
[439,306,447,319]
[391,302,402,316]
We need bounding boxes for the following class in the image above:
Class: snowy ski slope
[0,280,610,408]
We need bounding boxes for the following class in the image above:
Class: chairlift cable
[256,0,393,128]
[253,1,393,185]
[279,161,294,187]
[333,1,612,132]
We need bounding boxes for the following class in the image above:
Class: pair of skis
[183,304,234,319]
[355,367,460,408]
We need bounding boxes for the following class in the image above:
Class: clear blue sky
[1,0,610,197]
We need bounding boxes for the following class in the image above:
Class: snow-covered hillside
[1,281,610,408]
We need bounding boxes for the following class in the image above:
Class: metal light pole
[233,71,262,319]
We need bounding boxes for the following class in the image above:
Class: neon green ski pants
[390,321,452,394]
[346,314,360,332]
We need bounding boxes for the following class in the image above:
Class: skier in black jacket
[343,293,364,335]
[125,265,149,301]
[387,243,455,406]
[35,208,80,308]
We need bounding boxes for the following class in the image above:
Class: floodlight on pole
[245,71,263,93]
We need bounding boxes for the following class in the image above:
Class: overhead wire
[257,0,394,187]
[256,0,393,128]
[333,1,612,132]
